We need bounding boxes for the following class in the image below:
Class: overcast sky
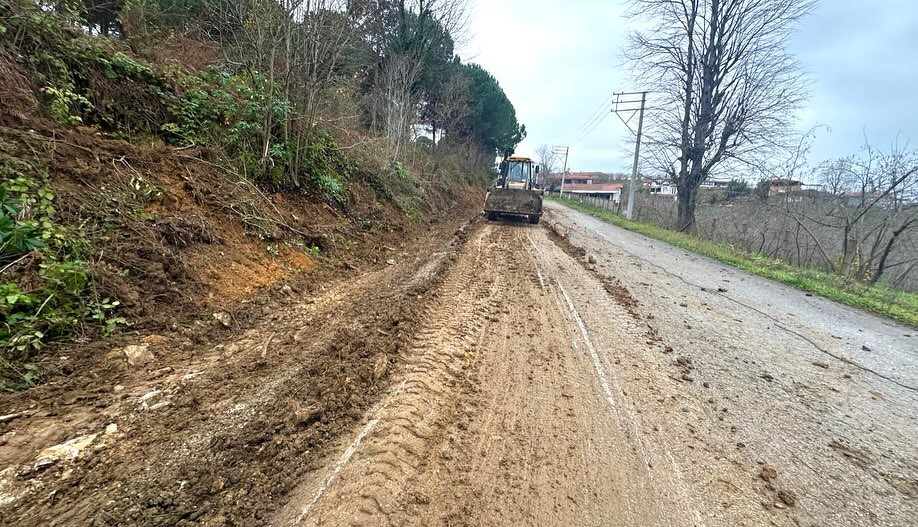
[460,0,918,177]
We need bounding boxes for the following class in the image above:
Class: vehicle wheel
[528,214,541,224]
[486,211,498,221]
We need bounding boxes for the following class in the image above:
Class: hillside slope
[0,3,485,389]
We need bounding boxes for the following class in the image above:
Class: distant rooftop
[564,183,623,193]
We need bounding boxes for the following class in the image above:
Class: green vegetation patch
[1,155,124,390]
[549,196,918,328]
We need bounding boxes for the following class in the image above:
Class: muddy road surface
[3,202,916,526]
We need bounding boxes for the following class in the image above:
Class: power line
[574,110,613,145]
[571,91,617,142]
[572,95,654,145]
[573,91,616,136]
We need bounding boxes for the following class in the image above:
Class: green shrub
[725,179,750,199]
[395,162,413,183]
[0,187,47,254]
[296,132,351,204]
[160,68,297,181]
[0,159,124,389]
[42,86,94,125]
[4,1,167,131]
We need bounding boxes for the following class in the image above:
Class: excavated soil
[0,213,477,526]
[273,220,699,527]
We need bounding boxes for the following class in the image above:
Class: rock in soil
[760,464,778,482]
[292,402,324,426]
[373,353,389,380]
[212,311,232,328]
[777,489,797,507]
[123,344,155,367]
[34,433,98,470]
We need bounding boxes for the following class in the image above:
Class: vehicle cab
[497,156,540,190]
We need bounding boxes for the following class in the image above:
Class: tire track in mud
[283,221,701,527]
[529,228,702,527]
[0,221,475,527]
[382,224,699,527]
[279,224,513,527]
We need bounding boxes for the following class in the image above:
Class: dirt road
[2,202,916,526]
[273,203,917,527]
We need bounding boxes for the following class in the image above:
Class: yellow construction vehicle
[484,149,543,224]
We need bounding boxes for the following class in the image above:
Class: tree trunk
[677,183,698,232]
[870,217,918,285]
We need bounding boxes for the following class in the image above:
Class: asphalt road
[544,200,918,526]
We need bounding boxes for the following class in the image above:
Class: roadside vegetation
[550,196,918,328]
[0,0,525,389]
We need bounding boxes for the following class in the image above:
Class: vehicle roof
[506,156,533,162]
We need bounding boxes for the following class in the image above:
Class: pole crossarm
[611,91,650,136]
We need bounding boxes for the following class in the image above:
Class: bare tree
[833,142,918,281]
[429,72,469,151]
[772,139,918,282]
[406,0,470,47]
[817,158,856,194]
[534,144,557,179]
[195,0,356,176]
[382,53,422,160]
[357,0,470,162]
[627,0,815,231]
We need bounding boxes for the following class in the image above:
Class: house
[563,183,623,203]
[769,179,803,193]
[700,177,732,189]
[561,173,597,185]
[802,183,827,192]
[842,190,902,208]
[642,178,678,196]
[547,172,600,191]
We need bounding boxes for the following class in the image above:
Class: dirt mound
[1,109,453,320]
[0,215,476,527]
[0,109,480,397]
[545,216,641,318]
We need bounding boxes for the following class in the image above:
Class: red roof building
[561,173,598,185]
[564,183,623,193]
[770,179,803,193]
[563,183,624,203]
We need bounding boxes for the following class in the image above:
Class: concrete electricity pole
[611,91,648,220]
[554,146,570,194]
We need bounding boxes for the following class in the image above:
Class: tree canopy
[61,0,525,166]
[453,63,526,155]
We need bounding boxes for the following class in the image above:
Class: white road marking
[530,224,704,526]
[526,235,548,288]
[558,283,617,412]
[557,281,704,527]
[291,378,409,526]
[526,234,544,256]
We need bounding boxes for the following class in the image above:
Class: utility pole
[554,146,570,195]
[611,91,648,220]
